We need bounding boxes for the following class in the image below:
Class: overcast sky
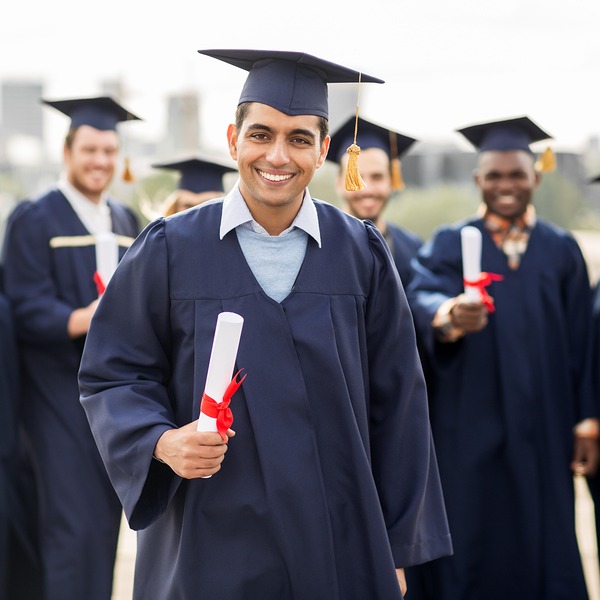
[2,0,599,160]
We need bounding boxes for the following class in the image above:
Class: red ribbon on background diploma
[200,369,247,440]
[93,271,106,296]
[463,272,504,313]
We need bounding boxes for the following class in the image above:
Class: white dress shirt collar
[219,180,321,247]
[57,178,111,234]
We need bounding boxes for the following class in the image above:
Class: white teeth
[259,170,292,182]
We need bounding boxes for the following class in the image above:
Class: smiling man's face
[475,149,540,219]
[227,102,329,214]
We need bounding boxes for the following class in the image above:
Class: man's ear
[315,135,330,169]
[226,124,238,161]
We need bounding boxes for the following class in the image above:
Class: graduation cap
[41,96,141,131]
[590,174,600,184]
[328,116,417,191]
[198,49,383,120]
[456,115,556,173]
[152,156,237,194]
[42,96,142,182]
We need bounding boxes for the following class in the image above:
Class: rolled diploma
[197,312,244,434]
[461,226,482,301]
[95,231,119,288]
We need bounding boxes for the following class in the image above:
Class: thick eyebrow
[288,128,317,141]
[245,122,316,142]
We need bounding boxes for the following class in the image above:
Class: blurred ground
[112,518,135,600]
[574,230,600,284]
[577,476,600,600]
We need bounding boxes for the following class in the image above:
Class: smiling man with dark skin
[450,148,542,334]
[78,50,452,600]
[406,116,598,600]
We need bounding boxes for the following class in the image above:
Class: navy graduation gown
[2,189,139,600]
[0,293,18,595]
[0,292,42,598]
[585,283,600,556]
[386,223,422,288]
[406,217,594,600]
[79,199,452,600]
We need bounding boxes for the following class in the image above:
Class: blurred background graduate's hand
[572,419,600,477]
[451,294,489,334]
[67,298,99,339]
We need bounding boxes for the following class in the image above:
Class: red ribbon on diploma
[200,369,247,441]
[93,271,106,296]
[463,272,504,313]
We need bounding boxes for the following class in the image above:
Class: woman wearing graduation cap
[2,97,141,600]
[151,154,237,216]
[406,116,597,600]
[79,49,452,599]
[328,115,422,287]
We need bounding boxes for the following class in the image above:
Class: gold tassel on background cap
[389,130,404,191]
[390,158,404,191]
[121,107,135,182]
[344,73,365,192]
[122,156,135,183]
[534,146,556,173]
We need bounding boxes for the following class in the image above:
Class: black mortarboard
[197,49,384,120]
[152,156,237,194]
[456,115,552,153]
[41,96,141,131]
[327,116,417,164]
[590,175,600,184]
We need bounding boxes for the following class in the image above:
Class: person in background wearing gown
[2,96,141,600]
[586,173,600,576]
[327,115,422,287]
[406,116,598,600]
[151,155,237,216]
[78,49,452,600]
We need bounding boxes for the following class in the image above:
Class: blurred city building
[163,93,200,155]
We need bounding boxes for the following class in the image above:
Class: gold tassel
[391,157,404,191]
[534,146,556,173]
[344,74,364,192]
[389,130,404,191]
[345,143,365,191]
[121,106,135,182]
[122,157,135,182]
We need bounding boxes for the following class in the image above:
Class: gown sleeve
[562,233,597,422]
[406,228,465,358]
[3,202,75,344]
[79,219,181,530]
[364,223,453,567]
